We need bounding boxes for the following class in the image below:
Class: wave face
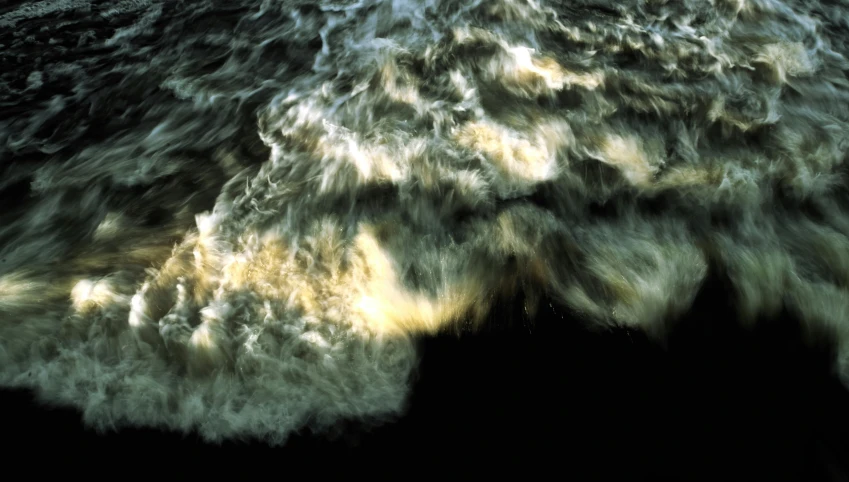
[2,0,849,443]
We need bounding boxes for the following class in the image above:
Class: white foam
[1,0,849,445]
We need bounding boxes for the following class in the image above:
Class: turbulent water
[2,0,849,443]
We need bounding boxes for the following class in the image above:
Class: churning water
[2,0,849,444]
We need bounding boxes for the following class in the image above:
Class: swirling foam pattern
[1,0,849,443]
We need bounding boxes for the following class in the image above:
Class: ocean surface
[2,0,849,448]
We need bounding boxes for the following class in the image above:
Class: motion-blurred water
[2,0,849,444]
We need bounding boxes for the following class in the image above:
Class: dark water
[2,1,849,472]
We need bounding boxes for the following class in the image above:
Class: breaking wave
[2,0,849,444]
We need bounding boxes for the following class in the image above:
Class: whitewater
[2,0,849,444]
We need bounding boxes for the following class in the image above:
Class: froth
[1,0,849,443]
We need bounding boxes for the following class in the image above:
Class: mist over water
[2,0,849,444]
